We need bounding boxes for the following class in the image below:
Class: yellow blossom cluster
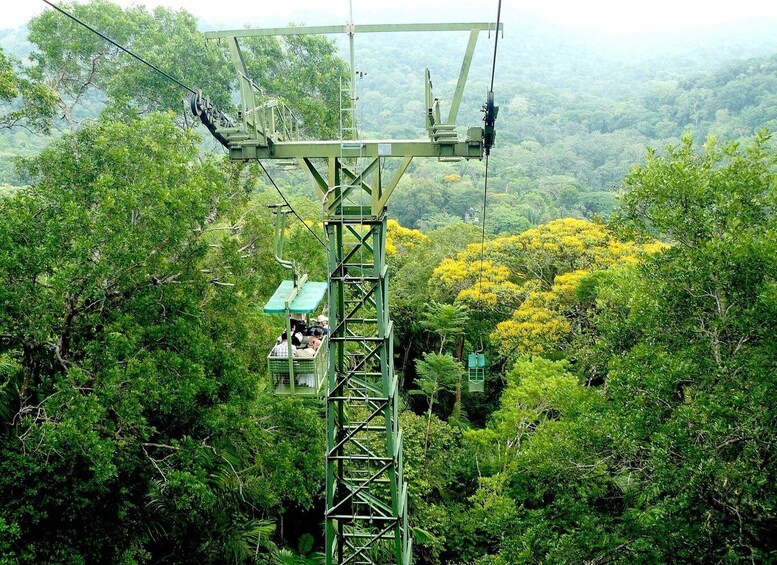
[457,218,669,360]
[386,219,428,256]
[426,218,667,357]
[433,218,665,293]
[433,259,510,287]
[490,269,589,357]
[458,280,523,310]
[493,304,571,357]
[534,269,589,310]
[432,259,522,310]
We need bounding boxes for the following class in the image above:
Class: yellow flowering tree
[432,258,524,313]
[386,219,428,257]
[429,218,667,362]
[432,218,663,300]
[492,270,589,359]
[480,218,661,288]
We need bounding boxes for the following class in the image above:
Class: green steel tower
[192,18,502,565]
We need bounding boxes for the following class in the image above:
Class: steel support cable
[475,154,490,304]
[41,0,197,95]
[257,161,327,249]
[476,0,503,305]
[489,0,503,93]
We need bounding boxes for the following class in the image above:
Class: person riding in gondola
[290,320,306,347]
[308,314,329,336]
[271,332,294,357]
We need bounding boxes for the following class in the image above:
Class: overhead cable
[490,0,503,92]
[257,161,327,249]
[476,154,491,303]
[41,0,197,95]
[477,0,503,303]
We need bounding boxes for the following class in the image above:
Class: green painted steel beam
[378,156,413,210]
[324,208,409,564]
[205,22,503,39]
[227,140,483,160]
[447,30,479,125]
[297,157,328,200]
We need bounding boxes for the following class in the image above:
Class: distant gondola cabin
[468,352,485,393]
[263,277,328,396]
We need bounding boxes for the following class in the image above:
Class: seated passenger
[271,332,294,357]
[308,315,329,336]
[290,321,305,346]
[296,341,317,388]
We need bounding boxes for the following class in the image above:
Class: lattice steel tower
[192,14,502,565]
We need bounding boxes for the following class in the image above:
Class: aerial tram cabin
[263,204,329,396]
[264,277,328,396]
[468,352,485,393]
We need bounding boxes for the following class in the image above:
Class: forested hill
[350,17,777,230]
[4,14,777,231]
[353,13,777,133]
[1,4,776,563]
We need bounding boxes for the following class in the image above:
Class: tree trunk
[424,392,435,457]
[454,334,463,420]
[400,335,414,388]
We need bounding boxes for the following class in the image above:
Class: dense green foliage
[0,115,324,562]
[21,0,347,137]
[394,133,777,563]
[0,1,776,563]
[354,24,777,230]
[0,47,57,133]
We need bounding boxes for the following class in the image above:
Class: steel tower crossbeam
[204,22,500,39]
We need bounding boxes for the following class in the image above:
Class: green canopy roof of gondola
[263,280,328,314]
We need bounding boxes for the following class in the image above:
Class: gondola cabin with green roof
[263,204,328,397]
[468,352,485,393]
[264,277,328,396]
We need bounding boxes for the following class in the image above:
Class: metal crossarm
[204,22,501,39]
